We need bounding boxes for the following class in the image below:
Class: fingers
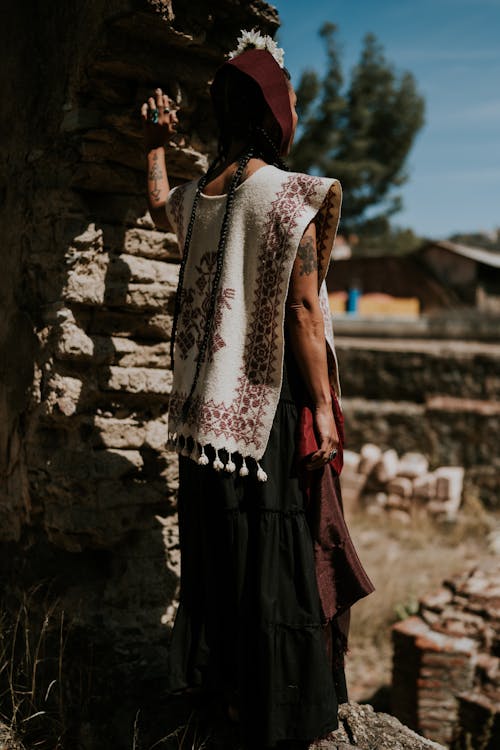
[305,436,339,471]
[141,88,179,136]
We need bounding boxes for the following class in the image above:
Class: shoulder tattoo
[297,235,318,276]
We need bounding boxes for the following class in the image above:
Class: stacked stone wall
[336,337,500,508]
[0,1,278,744]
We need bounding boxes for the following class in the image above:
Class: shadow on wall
[0,1,279,748]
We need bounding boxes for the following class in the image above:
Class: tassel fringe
[167,437,268,482]
[213,449,224,472]
[256,462,268,482]
[197,445,209,466]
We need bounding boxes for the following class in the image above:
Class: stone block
[387,476,414,498]
[454,690,500,750]
[435,466,464,509]
[359,443,381,475]
[420,587,454,613]
[92,416,146,449]
[87,310,172,341]
[375,449,399,483]
[398,451,429,479]
[99,366,172,395]
[55,322,94,361]
[44,374,84,416]
[122,227,180,261]
[413,473,437,499]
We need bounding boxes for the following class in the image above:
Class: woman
[141,31,374,749]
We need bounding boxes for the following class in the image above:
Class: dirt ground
[341,495,500,710]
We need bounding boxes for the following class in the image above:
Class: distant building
[326,239,500,316]
[417,239,500,312]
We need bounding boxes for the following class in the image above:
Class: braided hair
[170,66,293,420]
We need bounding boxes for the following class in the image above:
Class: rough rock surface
[0,1,277,747]
[314,702,445,750]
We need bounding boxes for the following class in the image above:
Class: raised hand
[141,87,179,151]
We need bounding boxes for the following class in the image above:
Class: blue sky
[273,0,500,239]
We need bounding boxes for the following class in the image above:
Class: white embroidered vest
[165,165,342,477]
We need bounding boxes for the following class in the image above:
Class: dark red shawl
[297,388,376,664]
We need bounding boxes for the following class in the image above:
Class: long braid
[177,148,255,421]
[254,126,290,171]
[169,154,222,370]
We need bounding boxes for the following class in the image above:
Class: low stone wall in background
[335,334,500,509]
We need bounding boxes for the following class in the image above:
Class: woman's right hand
[305,402,340,471]
[141,87,179,151]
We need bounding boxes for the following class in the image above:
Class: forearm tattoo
[149,152,164,202]
[297,235,318,276]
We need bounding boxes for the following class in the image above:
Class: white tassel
[256,462,268,482]
[197,445,209,466]
[239,457,249,477]
[167,432,177,450]
[225,452,236,473]
[213,450,224,472]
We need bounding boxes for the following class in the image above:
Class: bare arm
[286,220,339,469]
[140,87,178,231]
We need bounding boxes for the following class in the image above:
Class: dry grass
[343,492,499,703]
[0,588,79,750]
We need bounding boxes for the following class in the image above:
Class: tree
[289,24,426,237]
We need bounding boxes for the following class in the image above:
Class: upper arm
[286,220,321,311]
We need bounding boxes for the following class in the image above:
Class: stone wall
[391,564,500,749]
[336,335,500,508]
[0,1,278,746]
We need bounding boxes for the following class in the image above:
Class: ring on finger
[328,449,337,461]
[148,108,159,123]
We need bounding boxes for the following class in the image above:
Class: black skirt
[166,352,348,747]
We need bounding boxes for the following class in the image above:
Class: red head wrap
[210,48,293,154]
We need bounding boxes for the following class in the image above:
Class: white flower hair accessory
[228,28,285,68]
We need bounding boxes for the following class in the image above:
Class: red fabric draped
[297,388,376,662]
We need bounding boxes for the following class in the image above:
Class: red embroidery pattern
[176,250,234,361]
[170,174,323,453]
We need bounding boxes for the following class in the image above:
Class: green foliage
[393,597,419,622]
[448,229,500,251]
[289,24,426,235]
[354,224,423,257]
